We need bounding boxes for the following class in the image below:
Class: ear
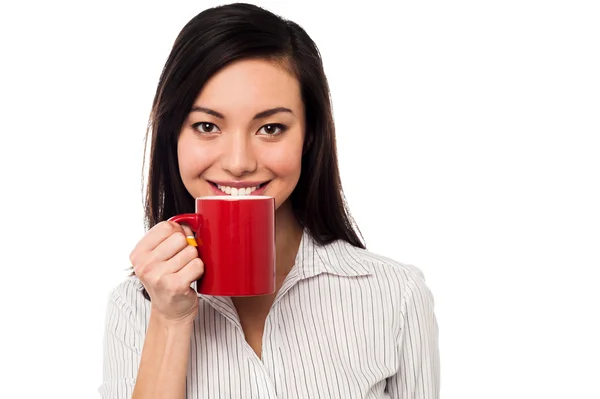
[303,133,314,155]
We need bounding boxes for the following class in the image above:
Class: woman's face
[177,58,305,210]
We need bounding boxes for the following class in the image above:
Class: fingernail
[186,236,198,247]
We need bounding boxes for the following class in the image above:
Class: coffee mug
[168,196,276,296]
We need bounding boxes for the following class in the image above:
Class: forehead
[194,58,303,113]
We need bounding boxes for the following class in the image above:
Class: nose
[220,131,257,177]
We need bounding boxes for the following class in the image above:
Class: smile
[208,181,270,196]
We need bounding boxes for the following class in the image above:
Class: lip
[207,180,270,196]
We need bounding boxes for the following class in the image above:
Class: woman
[99,3,439,398]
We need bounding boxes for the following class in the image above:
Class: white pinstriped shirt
[99,229,439,398]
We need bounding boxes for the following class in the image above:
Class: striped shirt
[99,229,440,398]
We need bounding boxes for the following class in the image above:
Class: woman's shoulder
[106,275,148,312]
[324,238,436,310]
[352,244,426,279]
[330,238,427,283]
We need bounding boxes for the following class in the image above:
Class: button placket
[201,294,278,397]
[261,300,282,396]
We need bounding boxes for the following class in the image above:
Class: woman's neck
[274,200,303,279]
[230,200,302,314]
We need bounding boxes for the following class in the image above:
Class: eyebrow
[190,106,293,120]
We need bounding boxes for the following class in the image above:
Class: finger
[148,230,188,264]
[154,258,204,295]
[132,221,184,255]
[175,258,205,286]
[179,223,194,237]
[179,223,197,247]
[162,244,200,274]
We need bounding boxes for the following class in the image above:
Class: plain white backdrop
[0,0,598,398]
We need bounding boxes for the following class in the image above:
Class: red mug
[168,196,276,296]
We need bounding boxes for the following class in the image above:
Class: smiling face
[177,58,306,210]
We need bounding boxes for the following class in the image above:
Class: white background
[0,0,598,398]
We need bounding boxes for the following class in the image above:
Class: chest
[188,276,400,398]
[238,315,266,359]
[232,293,276,359]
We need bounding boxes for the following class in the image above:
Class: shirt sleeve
[98,284,144,399]
[386,271,440,398]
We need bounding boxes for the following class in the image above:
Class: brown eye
[193,122,220,133]
[258,123,286,136]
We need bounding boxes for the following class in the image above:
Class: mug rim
[195,195,273,201]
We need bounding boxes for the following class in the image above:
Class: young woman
[99,3,439,398]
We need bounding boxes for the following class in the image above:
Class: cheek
[261,145,302,178]
[177,136,213,179]
[261,128,304,179]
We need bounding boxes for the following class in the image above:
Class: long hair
[137,3,365,299]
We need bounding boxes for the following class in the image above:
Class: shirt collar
[295,228,371,279]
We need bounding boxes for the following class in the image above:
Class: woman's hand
[129,221,204,323]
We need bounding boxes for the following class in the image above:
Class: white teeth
[216,185,259,196]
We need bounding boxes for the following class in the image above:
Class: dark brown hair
[136,3,364,299]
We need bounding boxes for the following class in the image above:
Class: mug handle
[168,213,201,231]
